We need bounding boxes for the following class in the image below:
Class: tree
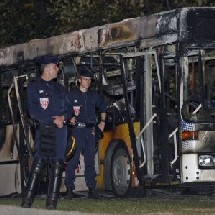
[0,0,213,48]
[0,0,56,48]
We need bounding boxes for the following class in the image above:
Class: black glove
[95,126,104,140]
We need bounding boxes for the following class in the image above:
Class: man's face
[48,63,59,79]
[79,76,92,89]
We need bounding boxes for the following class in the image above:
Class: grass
[1,193,215,215]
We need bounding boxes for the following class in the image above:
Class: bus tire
[110,143,131,197]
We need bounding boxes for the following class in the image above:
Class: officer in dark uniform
[65,66,107,198]
[21,55,71,210]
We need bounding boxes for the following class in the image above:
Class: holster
[39,124,56,157]
[65,136,76,162]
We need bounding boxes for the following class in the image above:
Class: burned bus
[0,7,215,197]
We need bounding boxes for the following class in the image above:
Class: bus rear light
[181,131,198,140]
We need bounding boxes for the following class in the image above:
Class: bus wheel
[110,145,131,197]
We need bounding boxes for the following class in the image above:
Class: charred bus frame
[0,7,215,197]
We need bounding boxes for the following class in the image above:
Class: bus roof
[0,7,215,66]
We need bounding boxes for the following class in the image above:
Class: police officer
[21,55,71,210]
[65,66,107,198]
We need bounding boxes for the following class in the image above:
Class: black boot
[46,161,64,210]
[21,158,45,208]
[88,188,100,199]
[65,187,81,198]
[66,187,75,198]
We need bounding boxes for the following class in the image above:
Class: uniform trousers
[65,127,96,190]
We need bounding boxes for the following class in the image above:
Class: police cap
[37,54,59,65]
[78,66,93,78]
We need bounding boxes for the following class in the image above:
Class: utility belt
[30,119,66,129]
[29,119,52,129]
[76,122,95,128]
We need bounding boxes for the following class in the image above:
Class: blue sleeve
[64,91,74,121]
[95,93,107,113]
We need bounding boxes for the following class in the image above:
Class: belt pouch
[39,124,56,157]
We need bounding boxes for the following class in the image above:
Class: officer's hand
[69,117,76,125]
[98,121,105,131]
[53,115,64,128]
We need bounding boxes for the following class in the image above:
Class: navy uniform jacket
[27,78,70,124]
[67,88,107,123]
[27,78,71,160]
